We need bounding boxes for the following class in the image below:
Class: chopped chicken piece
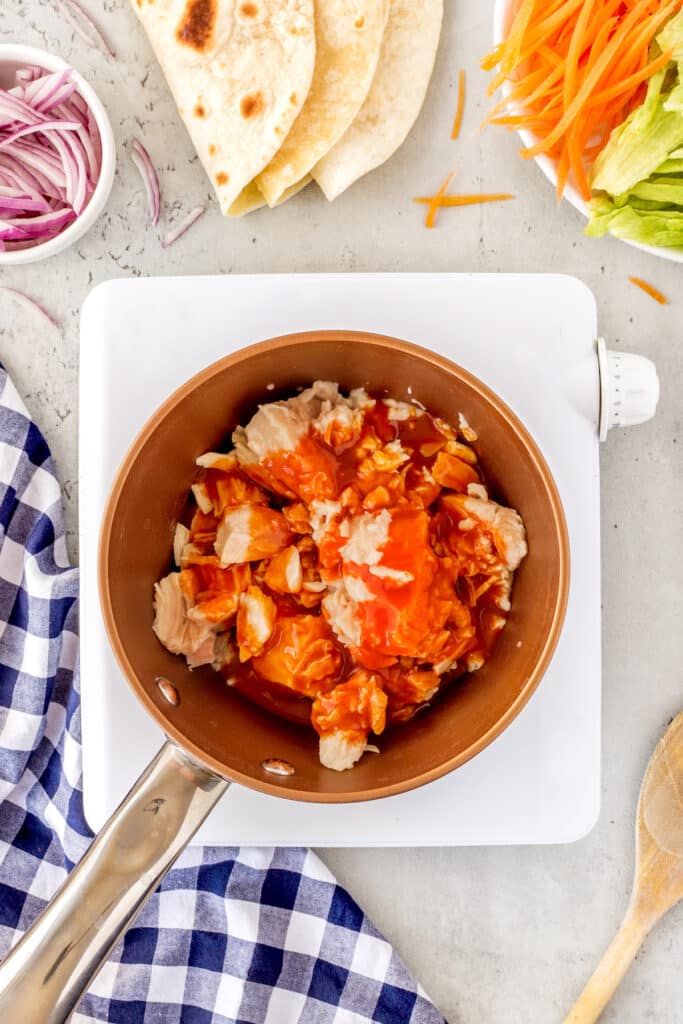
[196,452,239,472]
[181,563,251,625]
[322,580,362,646]
[262,435,339,503]
[233,403,310,465]
[212,633,236,671]
[383,398,424,422]
[339,509,391,567]
[252,614,343,697]
[313,403,363,450]
[215,505,292,565]
[311,670,387,771]
[208,472,270,516]
[404,466,441,509]
[236,585,277,661]
[173,523,190,567]
[186,634,218,669]
[467,483,489,501]
[445,440,479,465]
[361,485,393,511]
[432,451,480,492]
[348,388,375,410]
[309,500,343,546]
[191,482,214,514]
[384,667,440,706]
[358,439,410,482]
[153,573,215,658]
[296,536,326,608]
[233,382,358,484]
[264,545,303,594]
[318,734,368,772]
[282,502,312,534]
[458,413,478,442]
[442,494,527,571]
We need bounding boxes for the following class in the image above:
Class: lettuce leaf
[590,68,683,195]
[586,10,683,249]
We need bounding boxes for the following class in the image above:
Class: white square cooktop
[79,273,601,846]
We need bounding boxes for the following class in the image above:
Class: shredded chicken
[153,382,527,771]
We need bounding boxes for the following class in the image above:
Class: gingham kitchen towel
[0,363,446,1024]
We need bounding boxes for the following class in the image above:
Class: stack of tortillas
[131,0,443,215]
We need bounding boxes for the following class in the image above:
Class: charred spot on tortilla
[216,171,229,185]
[194,102,206,118]
[176,0,216,53]
[239,1,258,16]
[241,92,264,119]
[290,93,298,105]
[355,16,365,28]
[208,144,217,156]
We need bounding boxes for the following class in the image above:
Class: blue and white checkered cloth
[0,364,446,1024]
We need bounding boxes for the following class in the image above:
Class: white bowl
[492,0,683,264]
[0,43,116,266]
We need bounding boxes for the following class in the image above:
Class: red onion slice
[131,140,160,226]
[0,120,81,150]
[57,0,116,59]
[161,206,205,248]
[0,286,59,329]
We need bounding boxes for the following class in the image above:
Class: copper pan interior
[99,331,569,803]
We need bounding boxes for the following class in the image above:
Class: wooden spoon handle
[563,911,649,1024]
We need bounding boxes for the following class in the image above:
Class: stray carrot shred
[481,0,683,202]
[629,276,668,305]
[414,193,515,208]
[423,170,455,228]
[451,69,466,139]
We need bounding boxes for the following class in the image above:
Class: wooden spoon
[564,712,683,1023]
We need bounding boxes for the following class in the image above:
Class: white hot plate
[79,272,651,846]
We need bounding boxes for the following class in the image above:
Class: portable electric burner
[79,273,658,846]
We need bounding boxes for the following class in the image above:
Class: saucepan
[0,331,569,1021]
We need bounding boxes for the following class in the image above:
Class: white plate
[492,0,683,264]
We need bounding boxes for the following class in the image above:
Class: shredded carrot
[481,0,683,202]
[414,193,515,207]
[423,171,455,228]
[629,276,668,305]
[451,69,466,139]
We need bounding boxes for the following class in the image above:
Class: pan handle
[0,740,229,1023]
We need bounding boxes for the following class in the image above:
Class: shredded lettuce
[586,10,683,249]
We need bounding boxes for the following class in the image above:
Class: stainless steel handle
[0,741,229,1023]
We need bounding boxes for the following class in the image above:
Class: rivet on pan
[156,676,180,707]
[261,758,295,777]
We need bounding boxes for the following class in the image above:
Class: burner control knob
[597,338,660,442]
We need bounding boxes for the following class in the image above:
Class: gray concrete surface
[1,1,682,1022]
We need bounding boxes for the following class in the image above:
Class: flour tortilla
[130,0,316,214]
[314,0,442,201]
[255,0,386,207]
[228,176,312,216]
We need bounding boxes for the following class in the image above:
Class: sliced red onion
[2,208,77,237]
[161,206,205,248]
[0,189,51,213]
[0,64,103,252]
[0,120,81,151]
[15,67,43,85]
[0,287,59,329]
[57,0,116,59]
[0,220,31,242]
[131,140,160,226]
